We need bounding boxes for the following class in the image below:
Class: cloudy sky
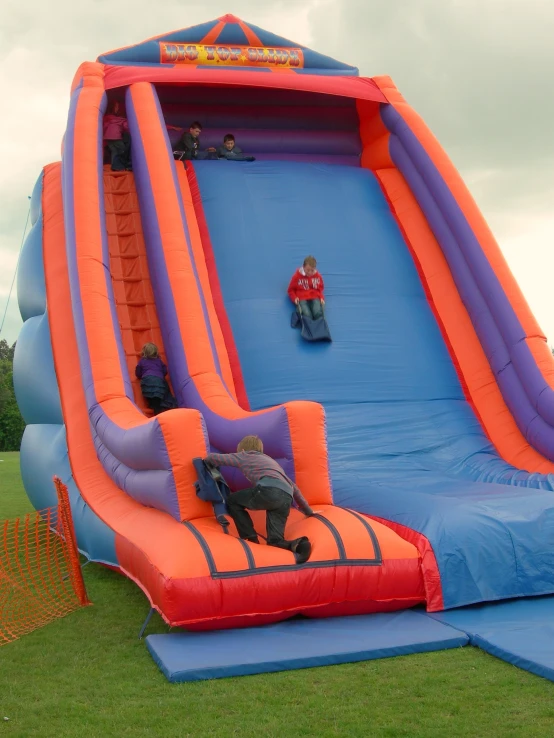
[1,0,552,346]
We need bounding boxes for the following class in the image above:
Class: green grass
[0,452,33,518]
[1,452,554,737]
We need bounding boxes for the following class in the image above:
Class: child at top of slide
[103,101,132,171]
[216,133,256,161]
[216,133,243,158]
[173,121,216,160]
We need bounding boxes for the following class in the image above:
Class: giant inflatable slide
[14,15,554,632]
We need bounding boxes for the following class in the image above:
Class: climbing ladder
[103,170,169,414]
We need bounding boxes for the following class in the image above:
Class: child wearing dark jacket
[216,134,255,161]
[216,133,243,158]
[204,435,313,564]
[173,121,216,161]
[135,343,176,415]
[287,255,325,320]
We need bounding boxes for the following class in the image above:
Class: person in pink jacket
[103,101,132,171]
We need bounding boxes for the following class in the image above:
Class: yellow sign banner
[159,43,304,69]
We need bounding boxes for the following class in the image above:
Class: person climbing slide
[135,343,177,414]
[203,435,313,564]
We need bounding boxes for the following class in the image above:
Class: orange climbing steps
[103,169,169,414]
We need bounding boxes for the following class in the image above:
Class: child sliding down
[287,255,325,320]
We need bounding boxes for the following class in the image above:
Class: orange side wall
[375,77,554,398]
[43,162,215,603]
[69,65,210,522]
[357,95,554,474]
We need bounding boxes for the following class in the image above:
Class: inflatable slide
[14,15,554,632]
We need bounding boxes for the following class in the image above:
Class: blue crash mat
[429,596,554,681]
[146,610,468,682]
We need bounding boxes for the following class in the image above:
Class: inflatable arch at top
[14,14,554,630]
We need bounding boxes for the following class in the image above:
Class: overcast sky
[1,0,552,347]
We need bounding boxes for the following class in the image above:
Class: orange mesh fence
[0,477,90,646]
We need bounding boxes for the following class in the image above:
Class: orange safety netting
[0,477,90,646]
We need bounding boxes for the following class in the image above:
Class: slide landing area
[193,160,554,610]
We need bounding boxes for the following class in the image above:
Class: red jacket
[287,267,325,303]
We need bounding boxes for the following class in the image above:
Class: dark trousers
[145,397,163,415]
[140,378,177,416]
[106,137,131,171]
[299,299,323,320]
[227,485,293,549]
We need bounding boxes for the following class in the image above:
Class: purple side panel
[125,90,192,396]
[93,432,180,519]
[381,105,554,460]
[89,404,171,470]
[63,87,133,405]
[62,79,182,521]
[158,86,363,159]
[62,82,96,409]
[384,107,554,426]
[95,97,134,401]
[197,391,293,463]
[126,85,225,383]
[161,101,358,130]
[155,85,359,109]
[126,83,295,466]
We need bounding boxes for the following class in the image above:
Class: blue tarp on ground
[429,596,554,681]
[146,610,468,682]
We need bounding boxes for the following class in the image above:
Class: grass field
[1,452,554,737]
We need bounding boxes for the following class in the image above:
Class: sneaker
[292,536,311,564]
[243,536,260,545]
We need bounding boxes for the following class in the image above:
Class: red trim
[370,515,444,611]
[185,163,251,410]
[185,597,425,631]
[103,65,387,102]
[374,173,490,443]
[116,532,424,628]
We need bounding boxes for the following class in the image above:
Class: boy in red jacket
[287,255,325,320]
